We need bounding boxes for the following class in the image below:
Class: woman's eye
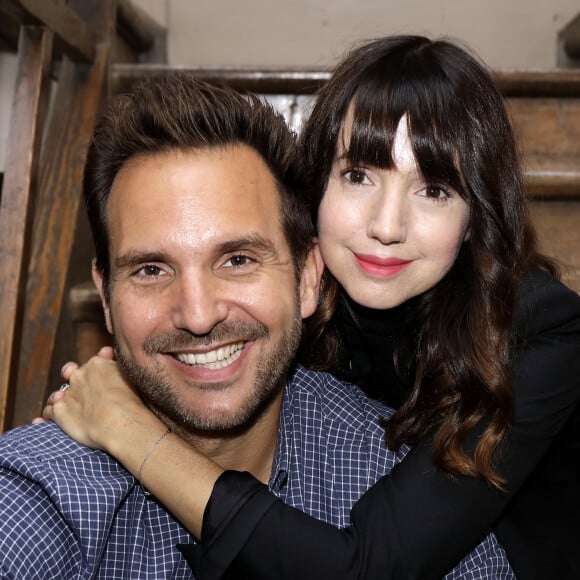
[342,168,371,185]
[421,184,451,199]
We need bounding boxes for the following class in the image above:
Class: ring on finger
[59,383,70,392]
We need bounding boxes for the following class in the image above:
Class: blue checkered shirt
[0,365,512,578]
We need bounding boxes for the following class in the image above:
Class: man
[0,75,512,578]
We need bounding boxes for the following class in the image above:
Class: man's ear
[91,259,113,335]
[299,239,325,320]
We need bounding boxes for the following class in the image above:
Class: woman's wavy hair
[299,35,557,487]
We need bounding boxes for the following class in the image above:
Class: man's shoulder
[0,421,133,491]
[275,366,406,527]
[0,424,190,577]
[285,365,394,432]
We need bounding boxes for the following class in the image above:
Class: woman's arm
[43,349,223,539]
[193,270,580,579]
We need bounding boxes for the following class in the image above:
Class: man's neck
[165,392,283,485]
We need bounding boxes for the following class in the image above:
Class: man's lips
[354,254,412,277]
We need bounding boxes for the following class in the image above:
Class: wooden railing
[0,0,166,431]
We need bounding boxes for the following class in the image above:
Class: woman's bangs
[407,111,465,195]
[344,99,464,196]
[344,80,403,169]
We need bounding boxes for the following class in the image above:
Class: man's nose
[366,190,408,245]
[171,272,229,336]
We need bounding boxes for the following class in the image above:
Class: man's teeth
[175,342,244,369]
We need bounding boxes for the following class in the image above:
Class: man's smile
[173,342,245,369]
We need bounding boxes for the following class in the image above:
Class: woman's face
[318,112,471,310]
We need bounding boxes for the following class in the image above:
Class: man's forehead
[106,145,288,254]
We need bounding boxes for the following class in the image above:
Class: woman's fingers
[35,349,116,426]
[97,346,115,359]
[61,361,79,382]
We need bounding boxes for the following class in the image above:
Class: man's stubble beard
[114,309,303,437]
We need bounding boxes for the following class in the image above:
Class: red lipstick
[354,254,411,277]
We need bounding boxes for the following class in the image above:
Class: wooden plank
[530,201,580,293]
[5,0,116,428]
[559,12,580,61]
[0,0,95,62]
[0,26,53,431]
[495,69,580,97]
[507,97,580,199]
[0,10,20,50]
[117,0,156,54]
[70,281,112,364]
[9,45,110,428]
[508,98,580,158]
[112,64,331,95]
[113,66,580,98]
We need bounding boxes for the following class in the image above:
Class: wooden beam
[112,64,331,95]
[113,65,580,98]
[0,0,95,62]
[0,26,53,431]
[9,45,110,428]
[559,12,580,61]
[494,69,580,97]
[524,172,580,199]
[0,10,20,50]
[116,0,156,54]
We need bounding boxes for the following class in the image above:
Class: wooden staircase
[2,2,580,430]
[0,0,165,430]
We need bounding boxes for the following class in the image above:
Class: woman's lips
[354,254,412,277]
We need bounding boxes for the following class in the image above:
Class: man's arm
[0,466,82,578]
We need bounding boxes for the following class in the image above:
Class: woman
[44,36,580,578]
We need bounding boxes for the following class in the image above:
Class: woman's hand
[36,349,224,540]
[41,347,167,454]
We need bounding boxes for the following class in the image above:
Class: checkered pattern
[271,366,514,579]
[0,365,512,578]
[0,421,194,578]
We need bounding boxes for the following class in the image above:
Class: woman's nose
[366,191,408,245]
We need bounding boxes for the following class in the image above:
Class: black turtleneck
[335,292,420,409]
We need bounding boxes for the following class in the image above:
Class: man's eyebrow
[217,234,278,256]
[115,250,168,270]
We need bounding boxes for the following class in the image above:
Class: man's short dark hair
[84,73,314,291]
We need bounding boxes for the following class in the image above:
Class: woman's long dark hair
[300,36,557,487]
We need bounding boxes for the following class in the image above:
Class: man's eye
[224,254,253,268]
[137,265,164,277]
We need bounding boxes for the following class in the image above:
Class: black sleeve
[190,270,580,580]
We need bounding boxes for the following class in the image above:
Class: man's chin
[155,404,267,438]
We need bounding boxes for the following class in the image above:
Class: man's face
[93,145,321,435]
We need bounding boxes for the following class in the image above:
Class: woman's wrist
[99,400,169,475]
